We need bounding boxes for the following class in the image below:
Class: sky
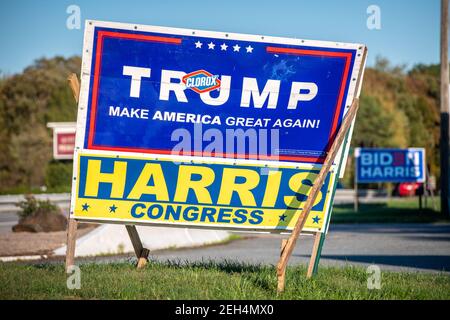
[0,0,441,75]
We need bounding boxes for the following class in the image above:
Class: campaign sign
[72,152,335,233]
[76,21,365,163]
[71,21,366,233]
[355,148,426,183]
[55,132,76,159]
[47,122,76,160]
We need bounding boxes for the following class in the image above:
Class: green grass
[0,261,449,299]
[331,197,449,224]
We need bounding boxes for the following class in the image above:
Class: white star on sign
[245,45,254,53]
[195,41,202,48]
[233,44,241,52]
[220,43,228,51]
[208,42,215,49]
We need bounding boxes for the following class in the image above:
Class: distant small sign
[47,122,76,160]
[355,148,426,183]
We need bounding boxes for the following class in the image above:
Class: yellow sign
[73,153,336,233]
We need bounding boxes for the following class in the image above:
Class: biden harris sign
[70,20,366,233]
[355,148,426,183]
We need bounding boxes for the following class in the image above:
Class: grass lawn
[331,197,449,223]
[0,260,449,299]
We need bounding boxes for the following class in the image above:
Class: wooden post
[307,232,322,278]
[126,225,150,269]
[275,47,366,291]
[277,239,288,293]
[68,73,80,103]
[387,183,392,201]
[440,0,450,217]
[65,218,78,272]
[276,97,360,291]
[354,155,359,212]
[65,73,80,272]
[307,125,359,278]
[427,167,438,210]
[424,168,428,208]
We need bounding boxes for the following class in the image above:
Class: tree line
[0,56,441,193]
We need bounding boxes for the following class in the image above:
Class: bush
[16,194,58,219]
[14,194,67,232]
[45,161,73,191]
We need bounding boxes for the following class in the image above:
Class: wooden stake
[424,168,429,208]
[354,155,359,212]
[276,97,360,291]
[137,248,150,269]
[427,166,438,210]
[307,232,322,278]
[308,133,357,279]
[68,73,80,103]
[277,239,288,293]
[275,47,367,291]
[65,73,80,272]
[126,225,150,269]
[125,225,143,258]
[65,218,78,272]
[440,0,450,217]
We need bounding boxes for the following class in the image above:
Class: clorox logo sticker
[182,70,221,93]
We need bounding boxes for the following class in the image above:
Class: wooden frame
[65,74,149,272]
[354,154,359,212]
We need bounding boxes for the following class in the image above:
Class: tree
[0,56,80,192]
[353,95,407,148]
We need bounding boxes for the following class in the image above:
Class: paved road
[0,212,18,234]
[148,223,450,273]
[0,210,71,234]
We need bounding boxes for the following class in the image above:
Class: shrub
[16,194,58,219]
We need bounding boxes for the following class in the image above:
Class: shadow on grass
[158,258,272,274]
[150,258,278,292]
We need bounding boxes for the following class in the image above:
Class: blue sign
[355,148,426,183]
[78,22,363,164]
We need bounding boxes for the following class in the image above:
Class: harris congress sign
[355,148,426,183]
[71,20,366,233]
[73,154,336,233]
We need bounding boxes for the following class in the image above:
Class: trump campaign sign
[355,148,426,183]
[70,20,366,233]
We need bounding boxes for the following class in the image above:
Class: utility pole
[440,0,450,216]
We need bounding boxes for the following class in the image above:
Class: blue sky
[0,0,440,75]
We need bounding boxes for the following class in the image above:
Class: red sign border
[86,30,353,163]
